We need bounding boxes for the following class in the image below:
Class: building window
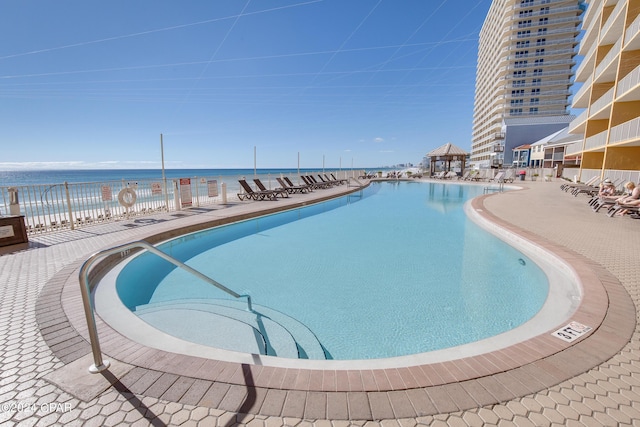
[517,40,530,48]
[536,38,546,46]
[516,50,529,58]
[534,58,544,65]
[530,107,538,113]
[511,99,524,106]
[517,30,531,38]
[521,0,534,5]
[532,78,542,85]
[531,88,540,94]
[537,28,547,35]
[539,18,548,25]
[535,48,544,56]
[530,98,539,104]
[513,70,527,77]
[539,7,549,14]
[518,20,532,28]
[513,79,526,87]
[533,68,543,76]
[510,108,523,115]
[519,9,533,17]
[515,60,528,68]
[511,89,525,96]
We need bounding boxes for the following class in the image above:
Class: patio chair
[254,178,289,198]
[317,174,338,186]
[277,177,309,193]
[330,173,347,184]
[284,176,312,192]
[237,179,278,201]
[303,175,330,189]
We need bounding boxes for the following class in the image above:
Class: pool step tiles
[135,298,326,359]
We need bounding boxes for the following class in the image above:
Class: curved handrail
[78,240,252,373]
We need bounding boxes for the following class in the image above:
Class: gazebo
[426,142,469,176]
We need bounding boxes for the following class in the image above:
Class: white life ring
[118,187,137,208]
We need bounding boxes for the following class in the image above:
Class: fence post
[173,179,180,211]
[8,187,20,216]
[64,182,75,230]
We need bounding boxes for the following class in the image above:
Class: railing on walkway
[1,170,363,235]
[79,240,253,373]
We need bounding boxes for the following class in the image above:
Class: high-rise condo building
[471,0,583,168]
[567,0,640,183]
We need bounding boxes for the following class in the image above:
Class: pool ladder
[78,240,252,373]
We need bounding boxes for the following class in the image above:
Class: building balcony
[493,143,504,152]
[625,12,640,51]
[507,15,581,31]
[569,109,588,134]
[572,75,592,108]
[584,130,608,151]
[609,116,640,145]
[589,87,615,119]
[599,0,626,45]
[511,0,579,11]
[616,63,640,102]
[508,78,572,89]
[593,39,622,83]
[565,140,584,156]
[574,42,597,81]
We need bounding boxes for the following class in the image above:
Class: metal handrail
[79,240,252,373]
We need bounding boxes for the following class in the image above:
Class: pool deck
[1,178,640,426]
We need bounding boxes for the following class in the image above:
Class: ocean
[0,168,359,187]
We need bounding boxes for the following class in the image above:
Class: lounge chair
[490,171,505,183]
[303,175,331,189]
[330,173,347,184]
[607,202,640,217]
[253,178,289,198]
[561,176,598,192]
[444,171,457,179]
[277,177,309,193]
[284,176,312,192]
[432,171,445,179]
[237,179,278,201]
[317,174,340,186]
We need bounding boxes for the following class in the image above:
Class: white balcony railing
[565,140,584,156]
[594,38,622,79]
[599,0,626,43]
[616,63,640,98]
[590,86,615,114]
[584,130,608,150]
[609,117,640,145]
[569,108,589,132]
[625,11,640,49]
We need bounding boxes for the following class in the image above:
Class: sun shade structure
[426,143,469,176]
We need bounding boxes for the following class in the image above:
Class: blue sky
[1,0,493,170]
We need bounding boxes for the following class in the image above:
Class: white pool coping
[94,191,582,370]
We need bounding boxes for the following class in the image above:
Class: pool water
[116,182,549,360]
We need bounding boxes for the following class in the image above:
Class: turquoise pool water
[116,182,549,360]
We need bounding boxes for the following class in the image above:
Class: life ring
[118,187,137,208]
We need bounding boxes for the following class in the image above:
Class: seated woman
[615,182,640,215]
[598,179,617,199]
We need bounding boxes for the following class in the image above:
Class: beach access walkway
[1,178,640,426]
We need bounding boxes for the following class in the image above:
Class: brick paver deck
[1,178,639,426]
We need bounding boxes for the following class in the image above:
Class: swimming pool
[100,181,579,363]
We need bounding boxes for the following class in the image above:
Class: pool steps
[135,299,327,360]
